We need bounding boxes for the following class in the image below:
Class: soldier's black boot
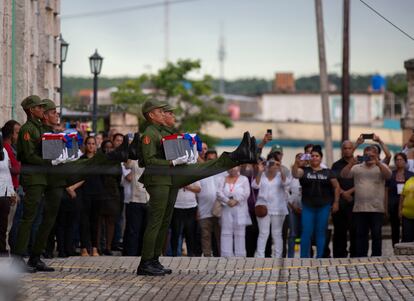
[136,260,165,276]
[229,131,256,164]
[27,255,55,272]
[128,132,141,160]
[12,256,36,273]
[250,136,258,160]
[152,257,172,274]
[106,135,129,162]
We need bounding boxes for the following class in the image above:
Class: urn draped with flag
[161,133,202,164]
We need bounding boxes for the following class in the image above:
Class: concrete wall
[259,93,384,124]
[109,112,138,134]
[0,0,60,124]
[202,120,402,147]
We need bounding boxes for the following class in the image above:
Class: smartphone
[300,153,311,161]
[361,133,374,140]
[267,129,272,135]
[357,155,370,163]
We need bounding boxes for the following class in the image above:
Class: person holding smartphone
[353,134,392,165]
[252,154,289,258]
[292,145,340,258]
[341,145,392,257]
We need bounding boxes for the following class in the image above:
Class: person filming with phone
[252,154,289,258]
[341,145,392,257]
[353,133,392,165]
[292,145,340,258]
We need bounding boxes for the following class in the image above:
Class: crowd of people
[2,106,414,262]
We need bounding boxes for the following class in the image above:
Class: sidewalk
[12,254,414,300]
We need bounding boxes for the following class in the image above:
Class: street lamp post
[59,35,69,115]
[89,49,103,133]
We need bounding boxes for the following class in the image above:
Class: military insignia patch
[23,132,31,141]
[142,135,151,145]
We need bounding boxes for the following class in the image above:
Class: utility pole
[342,0,350,141]
[315,0,334,166]
[218,22,226,95]
[164,0,170,64]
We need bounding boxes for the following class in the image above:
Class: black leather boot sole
[229,131,253,163]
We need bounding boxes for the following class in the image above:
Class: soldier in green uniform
[40,99,69,258]
[12,95,57,272]
[136,99,257,276]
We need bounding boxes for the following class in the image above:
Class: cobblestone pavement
[3,253,412,301]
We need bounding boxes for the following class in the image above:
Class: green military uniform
[13,96,65,257]
[139,100,238,262]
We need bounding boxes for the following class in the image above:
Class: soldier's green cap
[42,99,59,112]
[163,104,177,112]
[141,99,168,115]
[21,95,47,110]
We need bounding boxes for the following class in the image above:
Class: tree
[112,59,232,146]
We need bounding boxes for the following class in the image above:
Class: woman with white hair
[217,166,251,257]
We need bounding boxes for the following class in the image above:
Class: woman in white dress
[217,166,251,257]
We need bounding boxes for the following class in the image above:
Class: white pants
[256,214,286,258]
[221,209,246,257]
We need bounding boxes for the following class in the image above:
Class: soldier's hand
[187,150,197,164]
[51,153,65,165]
[172,152,189,166]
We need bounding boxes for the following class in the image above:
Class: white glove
[67,154,79,162]
[51,153,65,166]
[192,144,199,162]
[51,149,70,165]
[187,150,197,164]
[172,151,189,166]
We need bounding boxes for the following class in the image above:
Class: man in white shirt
[170,181,200,256]
[197,150,223,257]
[122,160,148,256]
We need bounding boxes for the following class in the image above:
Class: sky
[61,0,414,79]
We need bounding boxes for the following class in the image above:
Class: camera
[266,161,275,167]
[361,133,374,140]
[357,155,370,163]
[300,153,311,161]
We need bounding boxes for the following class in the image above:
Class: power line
[358,0,414,41]
[62,0,200,20]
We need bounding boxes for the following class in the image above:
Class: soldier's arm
[18,128,51,166]
[141,129,171,166]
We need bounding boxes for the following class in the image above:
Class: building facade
[259,92,384,125]
[0,0,61,124]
